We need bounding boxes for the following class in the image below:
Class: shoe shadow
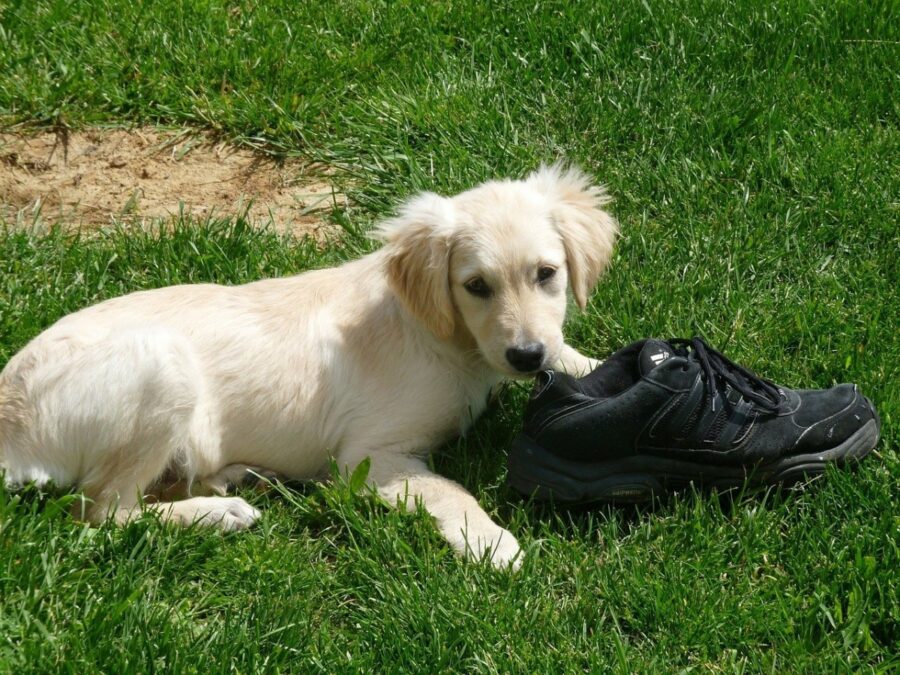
[503,480,811,542]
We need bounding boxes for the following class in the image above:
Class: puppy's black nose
[506,343,545,373]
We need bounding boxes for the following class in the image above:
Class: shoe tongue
[639,339,675,376]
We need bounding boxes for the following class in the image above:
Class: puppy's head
[377,164,617,377]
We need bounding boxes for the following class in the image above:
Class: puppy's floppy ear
[374,192,457,340]
[528,163,618,309]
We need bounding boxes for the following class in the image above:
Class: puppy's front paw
[579,357,602,376]
[555,346,602,378]
[462,525,523,570]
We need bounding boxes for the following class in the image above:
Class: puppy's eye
[537,266,557,284]
[464,277,492,298]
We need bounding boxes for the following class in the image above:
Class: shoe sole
[508,417,879,505]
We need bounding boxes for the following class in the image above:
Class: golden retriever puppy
[0,164,617,568]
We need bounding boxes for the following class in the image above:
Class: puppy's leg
[79,435,262,532]
[79,456,262,535]
[554,344,601,377]
[346,451,522,569]
[79,346,261,531]
[7,328,259,532]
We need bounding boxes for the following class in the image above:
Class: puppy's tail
[0,376,37,489]
[0,378,13,483]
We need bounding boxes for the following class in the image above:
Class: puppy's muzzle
[506,343,545,373]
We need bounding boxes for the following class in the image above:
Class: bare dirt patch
[0,127,345,236]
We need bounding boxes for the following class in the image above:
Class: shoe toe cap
[793,383,857,425]
[795,385,876,451]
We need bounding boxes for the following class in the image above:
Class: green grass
[1,0,898,671]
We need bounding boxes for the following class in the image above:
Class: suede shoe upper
[522,338,878,466]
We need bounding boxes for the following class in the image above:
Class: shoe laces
[670,337,782,412]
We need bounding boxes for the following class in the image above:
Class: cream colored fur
[0,164,617,568]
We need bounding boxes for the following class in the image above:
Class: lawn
[0,0,897,671]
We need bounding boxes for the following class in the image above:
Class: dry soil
[0,127,343,236]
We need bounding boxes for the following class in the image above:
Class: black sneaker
[508,337,880,503]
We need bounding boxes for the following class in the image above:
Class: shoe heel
[508,434,582,502]
[508,434,660,504]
